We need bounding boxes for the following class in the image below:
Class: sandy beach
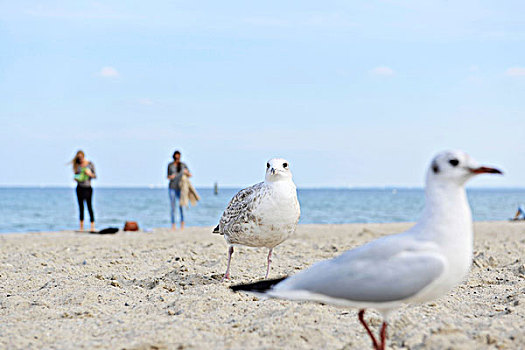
[1,221,524,349]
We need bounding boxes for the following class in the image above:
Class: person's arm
[85,163,96,179]
[183,164,192,178]
[167,164,176,180]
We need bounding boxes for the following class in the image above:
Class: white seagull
[231,150,502,350]
[213,158,301,280]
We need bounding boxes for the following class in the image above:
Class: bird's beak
[271,168,275,175]
[469,166,503,175]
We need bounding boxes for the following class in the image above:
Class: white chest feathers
[222,180,301,248]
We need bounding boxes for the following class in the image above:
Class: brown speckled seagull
[213,158,300,280]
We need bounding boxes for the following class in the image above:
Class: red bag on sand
[123,221,139,231]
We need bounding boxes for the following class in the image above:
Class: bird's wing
[273,235,446,303]
[217,182,265,234]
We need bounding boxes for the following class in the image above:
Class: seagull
[213,158,300,280]
[231,150,502,350]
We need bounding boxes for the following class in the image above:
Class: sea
[0,187,523,233]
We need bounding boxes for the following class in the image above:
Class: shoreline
[1,219,522,236]
[1,222,524,349]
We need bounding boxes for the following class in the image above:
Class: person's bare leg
[79,220,84,231]
[181,221,185,230]
[223,246,234,280]
[358,309,380,350]
[171,223,176,230]
[90,222,96,232]
[265,248,273,279]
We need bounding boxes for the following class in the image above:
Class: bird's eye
[449,159,459,167]
[266,163,270,168]
[283,163,288,168]
[431,160,440,174]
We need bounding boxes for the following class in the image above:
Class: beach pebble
[110,281,121,288]
[476,331,499,345]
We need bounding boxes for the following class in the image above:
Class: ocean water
[0,187,523,233]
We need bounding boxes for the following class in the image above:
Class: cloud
[370,66,395,76]
[98,66,119,78]
[138,98,154,105]
[25,4,138,20]
[242,13,356,29]
[242,17,289,27]
[469,65,479,72]
[505,67,525,77]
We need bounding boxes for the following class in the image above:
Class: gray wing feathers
[217,182,264,233]
[278,237,445,303]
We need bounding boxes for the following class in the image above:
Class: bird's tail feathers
[230,276,287,293]
[212,224,222,234]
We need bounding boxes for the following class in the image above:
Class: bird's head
[265,158,293,182]
[427,150,502,186]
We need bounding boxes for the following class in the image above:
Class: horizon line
[0,185,524,190]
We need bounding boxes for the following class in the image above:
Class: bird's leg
[265,248,273,279]
[223,246,234,281]
[358,309,380,350]
[379,321,388,350]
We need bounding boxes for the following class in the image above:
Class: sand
[1,221,524,349]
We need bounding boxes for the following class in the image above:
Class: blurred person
[512,204,525,220]
[71,150,96,232]
[167,150,191,230]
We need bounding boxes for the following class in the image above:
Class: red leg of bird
[265,248,273,279]
[379,321,387,350]
[358,309,380,350]
[223,246,234,281]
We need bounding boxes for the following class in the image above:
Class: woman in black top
[72,150,97,232]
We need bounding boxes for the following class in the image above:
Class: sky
[1,1,524,188]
